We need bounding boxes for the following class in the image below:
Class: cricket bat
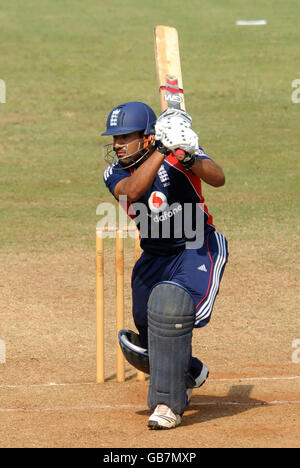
[153,25,186,158]
[154,25,185,112]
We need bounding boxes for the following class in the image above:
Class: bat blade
[154,25,185,111]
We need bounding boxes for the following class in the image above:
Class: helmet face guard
[102,101,157,136]
[103,134,156,168]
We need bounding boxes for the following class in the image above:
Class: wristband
[156,141,170,156]
[180,153,195,169]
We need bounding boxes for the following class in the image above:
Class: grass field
[0,0,299,448]
[1,0,299,250]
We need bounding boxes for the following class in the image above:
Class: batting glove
[155,119,199,156]
[156,108,192,127]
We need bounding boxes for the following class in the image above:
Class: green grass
[0,0,299,252]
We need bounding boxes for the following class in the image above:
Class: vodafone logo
[147,191,182,223]
[148,191,168,213]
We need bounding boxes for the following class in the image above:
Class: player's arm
[114,150,165,202]
[190,158,225,187]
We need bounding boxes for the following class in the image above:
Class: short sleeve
[103,164,131,199]
[196,145,211,161]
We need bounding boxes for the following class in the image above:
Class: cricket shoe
[148,405,182,430]
[193,362,209,388]
[186,363,209,405]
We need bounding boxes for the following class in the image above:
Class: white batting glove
[156,108,192,127]
[155,117,199,155]
[155,114,190,143]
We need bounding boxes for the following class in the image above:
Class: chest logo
[148,191,168,213]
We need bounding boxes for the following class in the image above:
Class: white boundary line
[0,375,299,390]
[0,400,299,414]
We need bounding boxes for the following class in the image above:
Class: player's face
[113,132,144,166]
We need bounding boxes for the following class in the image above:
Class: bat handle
[175,148,186,160]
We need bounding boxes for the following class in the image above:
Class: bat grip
[175,148,186,160]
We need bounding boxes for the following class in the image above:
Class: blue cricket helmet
[101,101,157,136]
[118,329,150,374]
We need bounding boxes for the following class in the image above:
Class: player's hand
[155,120,199,156]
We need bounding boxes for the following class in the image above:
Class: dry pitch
[0,237,299,448]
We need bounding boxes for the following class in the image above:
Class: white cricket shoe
[186,363,209,405]
[193,363,209,388]
[148,404,182,430]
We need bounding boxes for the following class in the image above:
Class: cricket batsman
[101,101,228,429]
